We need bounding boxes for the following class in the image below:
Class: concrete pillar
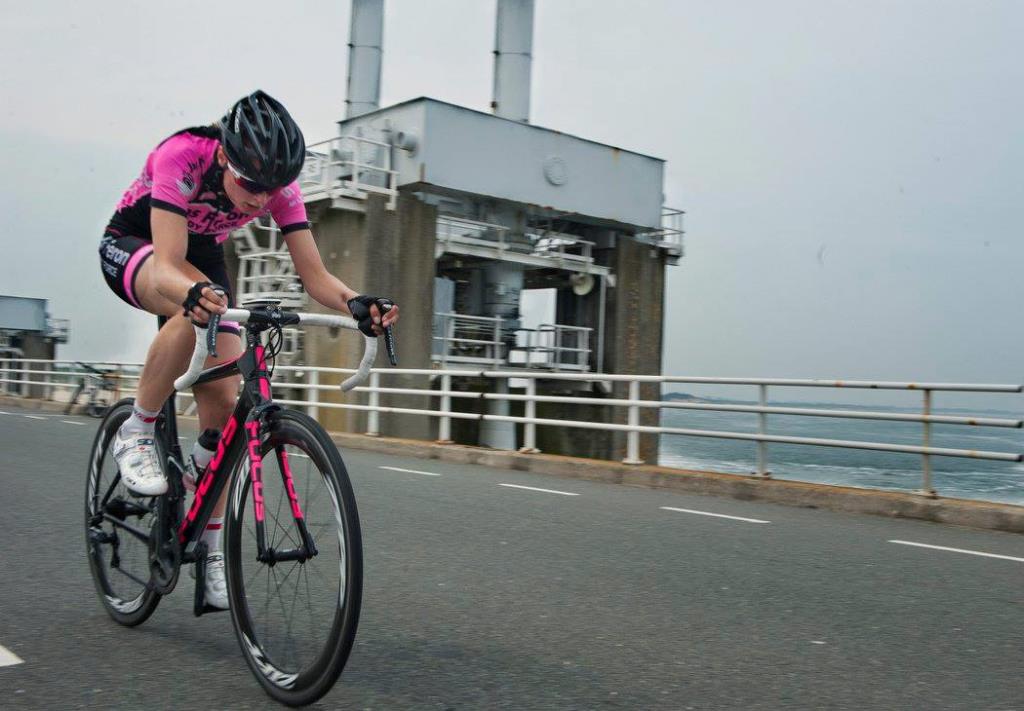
[604,236,666,462]
[536,236,666,463]
[19,332,55,400]
[305,193,437,439]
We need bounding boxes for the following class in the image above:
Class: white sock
[201,517,224,554]
[122,404,159,434]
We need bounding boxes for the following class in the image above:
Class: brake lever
[206,288,228,358]
[204,314,219,357]
[377,299,398,366]
[383,325,397,366]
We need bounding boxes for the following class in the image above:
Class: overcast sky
[1,0,1021,409]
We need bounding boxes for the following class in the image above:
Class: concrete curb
[4,395,1021,534]
[325,431,1024,535]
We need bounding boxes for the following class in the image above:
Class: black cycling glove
[182,281,226,320]
[347,295,395,337]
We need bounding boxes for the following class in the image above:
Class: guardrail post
[520,378,539,453]
[623,379,643,464]
[756,384,771,478]
[307,370,320,420]
[920,389,936,497]
[443,315,454,369]
[366,371,380,436]
[20,358,28,398]
[43,361,52,402]
[438,374,452,443]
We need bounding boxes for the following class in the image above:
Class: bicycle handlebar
[173,307,379,393]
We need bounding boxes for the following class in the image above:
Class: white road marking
[499,483,578,496]
[0,644,24,667]
[61,420,86,426]
[889,540,1024,563]
[23,415,46,420]
[660,506,770,524]
[380,466,440,477]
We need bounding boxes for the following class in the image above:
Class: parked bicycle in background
[65,362,117,417]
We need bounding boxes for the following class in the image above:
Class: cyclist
[98,90,398,608]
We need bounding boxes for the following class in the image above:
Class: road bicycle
[65,362,117,417]
[84,299,395,706]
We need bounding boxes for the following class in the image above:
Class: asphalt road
[0,403,1021,710]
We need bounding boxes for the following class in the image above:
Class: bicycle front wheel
[225,409,363,707]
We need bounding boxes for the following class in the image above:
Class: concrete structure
[0,295,67,398]
[226,1,682,464]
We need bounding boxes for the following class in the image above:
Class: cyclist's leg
[193,330,243,519]
[130,259,213,413]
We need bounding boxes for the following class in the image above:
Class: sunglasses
[226,162,273,194]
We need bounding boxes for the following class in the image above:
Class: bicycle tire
[84,398,162,626]
[224,408,363,707]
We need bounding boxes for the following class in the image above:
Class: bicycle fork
[245,416,319,565]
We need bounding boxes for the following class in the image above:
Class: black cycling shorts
[98,227,241,335]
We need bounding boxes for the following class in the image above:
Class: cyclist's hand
[347,295,398,337]
[182,281,228,325]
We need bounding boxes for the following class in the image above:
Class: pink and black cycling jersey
[108,125,309,242]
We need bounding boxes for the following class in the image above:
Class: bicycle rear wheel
[225,409,363,707]
[84,399,162,626]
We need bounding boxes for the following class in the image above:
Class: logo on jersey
[176,175,196,197]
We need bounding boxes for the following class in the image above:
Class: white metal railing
[436,215,602,273]
[511,324,592,371]
[432,313,592,371]
[236,250,306,309]
[300,135,398,209]
[526,230,595,268]
[433,312,508,368]
[46,318,70,343]
[637,207,684,259]
[436,215,520,254]
[4,359,1022,500]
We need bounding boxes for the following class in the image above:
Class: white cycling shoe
[197,552,230,609]
[112,426,167,496]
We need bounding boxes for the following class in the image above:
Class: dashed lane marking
[61,420,86,426]
[889,540,1024,563]
[499,483,579,496]
[0,644,23,667]
[23,415,46,420]
[380,466,441,477]
[661,506,770,524]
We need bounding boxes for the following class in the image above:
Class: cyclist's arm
[283,228,400,329]
[151,208,226,319]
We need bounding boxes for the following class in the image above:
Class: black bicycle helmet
[220,90,305,189]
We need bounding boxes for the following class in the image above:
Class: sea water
[657,403,1024,505]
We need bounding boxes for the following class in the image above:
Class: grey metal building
[228,0,682,461]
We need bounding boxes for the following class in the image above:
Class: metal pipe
[439,374,452,442]
[623,380,643,464]
[492,0,534,122]
[366,371,380,435]
[521,378,538,452]
[346,0,384,119]
[307,370,319,420]
[757,384,769,477]
[921,390,935,496]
